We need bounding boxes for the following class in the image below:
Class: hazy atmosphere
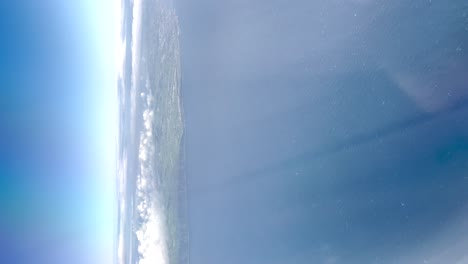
[2,1,468,264]
[176,0,468,263]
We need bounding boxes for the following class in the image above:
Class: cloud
[135,74,168,264]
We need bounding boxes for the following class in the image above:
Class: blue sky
[0,1,118,263]
[2,1,468,263]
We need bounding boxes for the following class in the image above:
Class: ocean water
[116,0,187,263]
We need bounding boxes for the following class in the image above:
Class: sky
[0,1,119,263]
[2,1,467,264]
[175,0,468,263]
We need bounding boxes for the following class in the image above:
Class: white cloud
[135,72,168,264]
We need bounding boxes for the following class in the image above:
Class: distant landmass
[116,0,187,263]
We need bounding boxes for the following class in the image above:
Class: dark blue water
[177,0,468,263]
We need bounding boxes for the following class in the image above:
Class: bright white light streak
[77,0,123,263]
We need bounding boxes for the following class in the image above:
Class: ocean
[116,0,187,263]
